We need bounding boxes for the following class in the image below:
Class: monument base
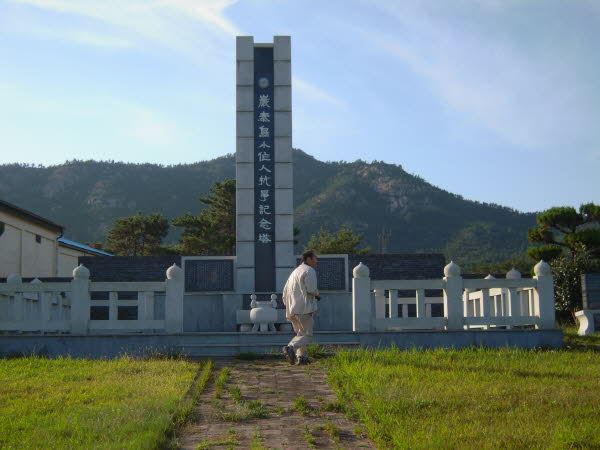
[0,329,563,358]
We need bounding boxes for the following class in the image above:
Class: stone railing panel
[352,261,556,332]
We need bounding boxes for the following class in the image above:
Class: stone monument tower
[235,36,294,296]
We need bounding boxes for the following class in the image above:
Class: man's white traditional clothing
[282,263,319,358]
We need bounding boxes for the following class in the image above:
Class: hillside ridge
[0,149,535,265]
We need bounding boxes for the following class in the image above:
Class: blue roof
[58,237,112,256]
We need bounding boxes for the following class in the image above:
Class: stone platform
[0,329,563,358]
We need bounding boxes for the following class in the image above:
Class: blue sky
[0,0,598,213]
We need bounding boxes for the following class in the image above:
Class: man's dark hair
[302,249,316,262]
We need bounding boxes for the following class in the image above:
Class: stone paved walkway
[177,358,374,449]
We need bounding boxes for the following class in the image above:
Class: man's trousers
[287,313,314,357]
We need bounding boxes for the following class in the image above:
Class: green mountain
[0,149,536,266]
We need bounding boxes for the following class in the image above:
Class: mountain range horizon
[0,148,537,267]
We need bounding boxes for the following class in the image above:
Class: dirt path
[177,358,374,449]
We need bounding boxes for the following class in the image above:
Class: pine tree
[172,179,236,255]
[106,212,169,256]
[527,203,600,261]
[305,225,371,254]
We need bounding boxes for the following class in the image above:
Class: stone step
[175,341,360,357]
[176,332,361,345]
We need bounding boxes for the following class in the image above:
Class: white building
[0,199,110,278]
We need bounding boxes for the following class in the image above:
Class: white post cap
[73,264,90,279]
[353,262,370,278]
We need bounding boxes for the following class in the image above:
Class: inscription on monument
[254,46,276,292]
[185,260,234,292]
[582,273,600,309]
[296,256,347,291]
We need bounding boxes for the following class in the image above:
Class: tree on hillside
[106,212,169,256]
[527,203,600,261]
[305,225,372,254]
[172,179,236,255]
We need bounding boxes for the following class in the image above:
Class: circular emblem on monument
[258,77,270,88]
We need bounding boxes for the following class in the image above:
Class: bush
[551,247,596,322]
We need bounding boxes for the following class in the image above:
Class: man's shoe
[282,346,296,365]
[296,356,311,365]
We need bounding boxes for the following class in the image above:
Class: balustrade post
[7,274,23,323]
[139,291,155,321]
[30,278,43,324]
[505,268,522,328]
[463,288,472,318]
[108,291,118,324]
[352,263,372,331]
[389,289,398,318]
[374,288,386,318]
[443,261,463,330]
[165,264,184,333]
[70,264,91,334]
[482,275,495,318]
[416,288,425,318]
[31,278,50,328]
[533,260,556,329]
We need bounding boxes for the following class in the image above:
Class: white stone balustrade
[1,260,558,335]
[352,261,557,331]
[0,274,72,333]
[0,263,185,335]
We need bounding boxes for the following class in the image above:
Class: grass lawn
[327,334,600,449]
[563,326,600,350]
[0,355,212,449]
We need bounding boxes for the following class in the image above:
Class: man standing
[282,249,319,365]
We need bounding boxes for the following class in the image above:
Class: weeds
[260,389,276,394]
[307,344,327,359]
[196,433,239,449]
[219,400,269,422]
[214,367,230,399]
[303,425,317,448]
[293,395,312,416]
[353,425,367,438]
[229,385,242,403]
[324,422,341,443]
[250,428,266,450]
[168,360,214,435]
[321,400,346,413]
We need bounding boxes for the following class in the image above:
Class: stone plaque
[254,46,276,292]
[582,273,600,309]
[296,257,346,291]
[185,260,234,292]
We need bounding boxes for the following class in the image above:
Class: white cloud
[156,0,240,36]
[126,106,175,146]
[353,1,598,151]
[11,0,240,57]
[24,25,134,48]
[293,77,347,110]
[67,30,132,48]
